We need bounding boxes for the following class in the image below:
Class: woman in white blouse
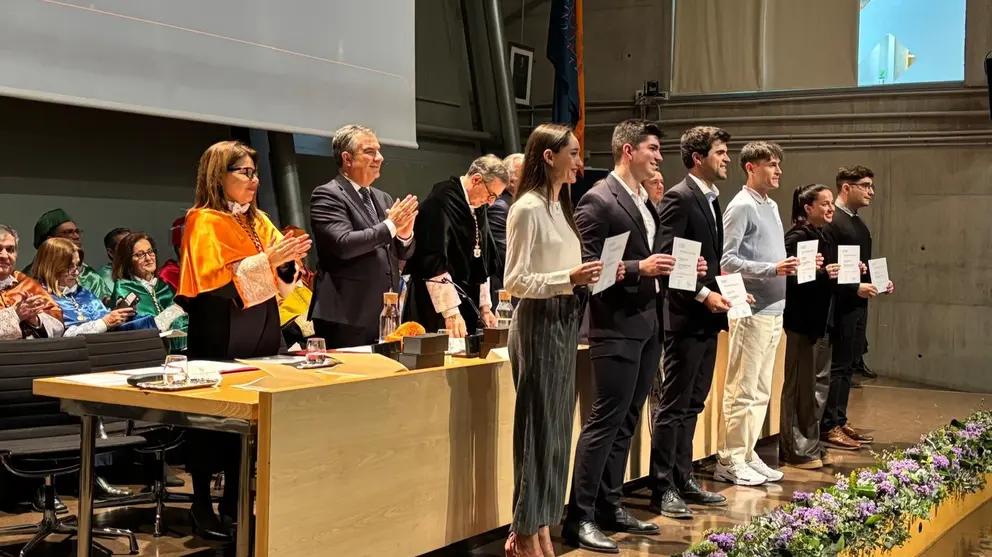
[502,124,622,557]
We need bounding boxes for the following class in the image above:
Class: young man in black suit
[308,124,418,348]
[565,120,706,553]
[820,165,894,448]
[651,126,734,519]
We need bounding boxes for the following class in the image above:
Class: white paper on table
[591,231,630,295]
[113,360,252,377]
[333,345,373,353]
[669,237,702,292]
[715,273,753,320]
[486,347,509,361]
[796,240,819,284]
[837,245,861,284]
[159,329,187,339]
[868,257,889,291]
[63,373,130,387]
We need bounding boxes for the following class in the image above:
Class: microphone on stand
[424,277,485,330]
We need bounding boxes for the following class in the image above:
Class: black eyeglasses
[228,166,259,180]
[852,181,874,191]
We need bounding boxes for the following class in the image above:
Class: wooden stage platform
[0,349,988,557]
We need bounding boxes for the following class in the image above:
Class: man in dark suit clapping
[651,126,734,519]
[308,124,418,348]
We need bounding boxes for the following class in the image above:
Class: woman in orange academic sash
[176,141,310,539]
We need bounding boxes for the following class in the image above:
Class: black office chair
[83,330,192,537]
[0,337,141,557]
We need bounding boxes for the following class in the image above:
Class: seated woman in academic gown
[34,238,157,337]
[176,140,310,540]
[0,225,64,339]
[110,232,188,353]
[402,156,508,337]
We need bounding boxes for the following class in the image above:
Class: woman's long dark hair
[791,183,831,226]
[516,123,581,238]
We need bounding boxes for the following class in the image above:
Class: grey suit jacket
[307,174,416,332]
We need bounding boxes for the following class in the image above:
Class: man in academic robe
[487,153,523,299]
[157,216,185,292]
[96,227,131,292]
[25,208,112,304]
[403,155,509,337]
[309,124,418,348]
[0,225,64,339]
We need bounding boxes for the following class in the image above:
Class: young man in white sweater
[716,141,802,486]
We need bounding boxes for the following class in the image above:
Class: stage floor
[0,378,988,557]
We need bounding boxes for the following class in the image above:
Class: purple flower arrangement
[681,411,992,557]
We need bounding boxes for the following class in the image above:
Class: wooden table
[33,334,785,557]
[33,353,517,557]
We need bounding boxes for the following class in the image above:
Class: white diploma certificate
[715,273,752,320]
[592,231,631,295]
[837,245,861,284]
[796,240,818,285]
[669,237,702,292]
[869,257,889,291]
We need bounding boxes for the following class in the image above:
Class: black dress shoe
[855,364,878,379]
[680,477,727,506]
[94,476,133,499]
[598,506,660,534]
[189,505,233,541]
[649,488,692,519]
[32,486,68,514]
[562,521,618,554]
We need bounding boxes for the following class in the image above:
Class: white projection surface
[0,0,418,147]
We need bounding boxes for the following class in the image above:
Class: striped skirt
[508,294,584,535]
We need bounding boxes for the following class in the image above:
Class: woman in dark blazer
[780,184,841,469]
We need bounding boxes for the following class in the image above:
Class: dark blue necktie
[359,187,378,224]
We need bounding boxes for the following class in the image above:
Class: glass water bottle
[495,290,514,328]
[379,291,400,341]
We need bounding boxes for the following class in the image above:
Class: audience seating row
[0,330,186,556]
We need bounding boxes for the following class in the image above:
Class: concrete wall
[509,0,992,392]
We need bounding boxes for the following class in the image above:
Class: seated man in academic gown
[0,225,64,339]
[157,216,185,292]
[403,155,509,337]
[25,208,112,305]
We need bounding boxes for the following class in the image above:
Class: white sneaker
[747,457,785,482]
[714,461,767,486]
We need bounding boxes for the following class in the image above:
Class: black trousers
[314,319,378,349]
[567,333,662,524]
[780,331,831,464]
[651,332,718,495]
[822,304,867,430]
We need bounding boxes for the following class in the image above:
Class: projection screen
[0,0,418,148]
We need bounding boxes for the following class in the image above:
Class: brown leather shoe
[788,458,824,470]
[842,424,874,443]
[821,427,862,451]
[820,450,835,466]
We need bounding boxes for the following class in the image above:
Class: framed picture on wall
[509,42,534,106]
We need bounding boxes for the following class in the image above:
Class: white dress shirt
[687,173,721,303]
[345,176,413,244]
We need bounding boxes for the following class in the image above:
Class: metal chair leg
[18,516,53,557]
[0,524,39,536]
[93,526,139,554]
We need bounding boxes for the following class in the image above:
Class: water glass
[307,337,327,364]
[163,355,188,386]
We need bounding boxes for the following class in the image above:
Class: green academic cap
[33,208,73,249]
